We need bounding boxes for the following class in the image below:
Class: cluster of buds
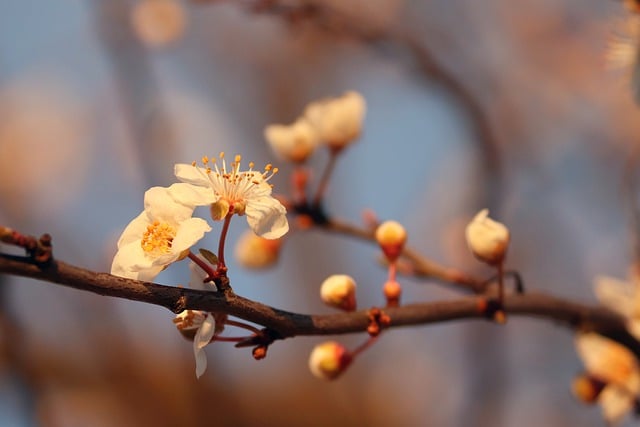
[264,91,366,162]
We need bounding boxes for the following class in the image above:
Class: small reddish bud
[375,220,407,262]
[383,280,402,307]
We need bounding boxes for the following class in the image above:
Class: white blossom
[174,153,289,239]
[111,184,213,281]
[264,118,318,163]
[304,91,366,150]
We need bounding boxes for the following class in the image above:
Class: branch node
[367,307,391,336]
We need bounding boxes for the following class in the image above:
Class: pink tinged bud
[320,275,357,311]
[375,220,407,262]
[465,209,510,265]
[308,341,352,380]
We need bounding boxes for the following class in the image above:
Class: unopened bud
[320,274,357,311]
[234,230,282,269]
[264,118,318,163]
[308,341,352,380]
[210,199,231,221]
[465,209,510,265]
[383,280,402,307]
[572,374,604,404]
[375,220,407,262]
[304,91,366,150]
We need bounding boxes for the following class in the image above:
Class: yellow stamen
[202,156,209,164]
[140,220,176,256]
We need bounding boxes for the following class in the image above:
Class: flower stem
[187,251,217,282]
[217,214,233,272]
[225,319,261,334]
[312,149,339,207]
[352,334,380,358]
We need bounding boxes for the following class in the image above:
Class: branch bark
[1,254,637,357]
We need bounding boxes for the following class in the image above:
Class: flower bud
[264,118,318,163]
[375,220,407,262]
[131,0,186,48]
[383,279,402,306]
[320,274,357,311]
[571,374,604,404]
[234,230,282,269]
[465,209,509,265]
[304,91,366,150]
[308,341,352,380]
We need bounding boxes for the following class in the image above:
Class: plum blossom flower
[594,274,640,340]
[304,91,366,150]
[172,257,226,378]
[110,184,213,281]
[574,332,640,425]
[174,153,289,239]
[264,118,318,163]
[174,309,216,378]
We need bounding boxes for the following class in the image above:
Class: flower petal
[168,182,217,207]
[144,186,195,223]
[171,217,212,253]
[599,385,634,425]
[116,211,151,248]
[174,163,211,187]
[245,197,289,239]
[193,315,216,378]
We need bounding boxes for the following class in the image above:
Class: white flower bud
[375,220,407,262]
[304,91,366,150]
[264,118,318,163]
[234,230,282,269]
[320,274,357,311]
[465,209,509,265]
[308,341,352,380]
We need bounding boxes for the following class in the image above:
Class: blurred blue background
[0,0,638,425]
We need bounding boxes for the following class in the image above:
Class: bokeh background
[1,0,639,425]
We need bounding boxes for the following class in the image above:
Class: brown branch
[1,254,637,357]
[320,217,486,293]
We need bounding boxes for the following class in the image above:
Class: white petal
[171,217,212,253]
[245,197,289,239]
[144,186,194,222]
[193,316,216,378]
[174,163,212,187]
[194,347,208,379]
[599,386,634,425]
[195,315,216,350]
[116,211,151,248]
[167,182,217,207]
[189,255,214,290]
[594,276,637,317]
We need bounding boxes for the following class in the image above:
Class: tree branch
[1,254,637,357]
